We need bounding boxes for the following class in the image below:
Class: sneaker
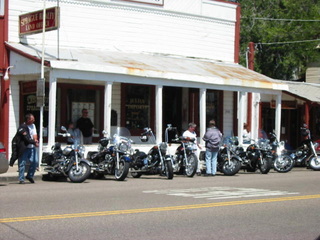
[204,173,211,177]
[19,181,25,184]
[26,177,35,183]
[196,172,201,176]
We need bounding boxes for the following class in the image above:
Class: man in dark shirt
[76,108,94,144]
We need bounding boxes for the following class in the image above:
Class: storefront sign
[270,100,297,109]
[19,7,59,36]
[117,0,164,6]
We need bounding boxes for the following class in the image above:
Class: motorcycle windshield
[110,127,131,138]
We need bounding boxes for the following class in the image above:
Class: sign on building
[117,0,164,6]
[19,7,60,36]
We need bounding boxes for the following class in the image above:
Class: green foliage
[239,0,320,80]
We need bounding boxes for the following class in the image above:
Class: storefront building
[1,0,288,158]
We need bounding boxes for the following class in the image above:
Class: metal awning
[6,42,288,93]
[284,81,320,103]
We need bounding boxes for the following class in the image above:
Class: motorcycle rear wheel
[258,158,271,174]
[273,155,295,173]
[131,170,142,178]
[222,158,241,176]
[115,158,130,181]
[309,156,320,171]
[185,153,198,177]
[68,162,91,183]
[165,161,174,179]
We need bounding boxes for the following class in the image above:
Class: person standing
[76,108,94,144]
[67,121,83,145]
[183,122,202,176]
[10,113,39,184]
[202,119,222,176]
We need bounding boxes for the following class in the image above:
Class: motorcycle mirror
[61,126,67,132]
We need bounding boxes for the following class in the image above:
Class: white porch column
[156,85,163,143]
[199,88,206,145]
[251,92,261,140]
[238,92,246,145]
[275,93,282,141]
[47,71,57,152]
[104,82,112,134]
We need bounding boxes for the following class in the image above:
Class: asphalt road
[1,168,320,240]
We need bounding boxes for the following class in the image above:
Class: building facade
[1,0,288,158]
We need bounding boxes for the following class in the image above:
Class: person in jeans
[10,113,39,184]
[202,120,222,176]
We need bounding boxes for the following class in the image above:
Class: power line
[242,17,320,22]
[256,39,320,45]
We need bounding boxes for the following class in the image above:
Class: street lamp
[3,66,14,81]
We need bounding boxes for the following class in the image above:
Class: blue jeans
[18,148,38,181]
[205,150,218,175]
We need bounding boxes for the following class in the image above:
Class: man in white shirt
[183,123,202,175]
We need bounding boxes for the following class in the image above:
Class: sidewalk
[0,164,44,183]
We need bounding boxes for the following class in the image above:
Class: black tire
[273,155,295,173]
[42,173,58,181]
[68,162,91,183]
[185,154,198,177]
[258,158,272,174]
[131,170,142,178]
[114,158,130,181]
[165,161,174,179]
[309,156,320,171]
[222,158,241,176]
[90,171,104,179]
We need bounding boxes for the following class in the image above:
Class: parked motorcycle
[172,133,198,177]
[199,137,242,176]
[289,126,320,171]
[87,127,133,181]
[235,138,272,174]
[130,126,174,179]
[42,126,92,183]
[268,132,295,173]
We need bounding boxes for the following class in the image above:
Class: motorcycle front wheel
[68,162,91,183]
[222,158,241,176]
[115,158,130,181]
[273,155,295,173]
[164,161,174,179]
[185,153,198,177]
[258,158,272,174]
[309,156,320,171]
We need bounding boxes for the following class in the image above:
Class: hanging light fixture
[3,66,14,81]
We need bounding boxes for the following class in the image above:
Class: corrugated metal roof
[285,81,320,103]
[7,42,288,92]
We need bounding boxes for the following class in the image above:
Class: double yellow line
[1,194,319,223]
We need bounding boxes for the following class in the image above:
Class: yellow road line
[1,194,319,223]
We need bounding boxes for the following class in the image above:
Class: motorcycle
[268,132,295,173]
[130,125,174,179]
[41,126,92,183]
[199,137,242,176]
[235,137,272,174]
[87,127,133,181]
[172,133,198,177]
[289,126,320,171]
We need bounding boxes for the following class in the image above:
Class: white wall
[9,0,237,62]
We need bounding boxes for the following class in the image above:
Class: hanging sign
[19,7,60,36]
[117,0,164,6]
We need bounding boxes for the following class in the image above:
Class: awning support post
[156,85,163,143]
[199,88,206,145]
[104,82,112,135]
[275,93,282,141]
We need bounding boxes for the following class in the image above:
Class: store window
[122,84,154,135]
[58,84,104,141]
[206,90,222,128]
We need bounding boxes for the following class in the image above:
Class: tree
[239,0,320,80]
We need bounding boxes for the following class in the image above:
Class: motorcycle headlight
[79,145,85,155]
[119,142,129,153]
